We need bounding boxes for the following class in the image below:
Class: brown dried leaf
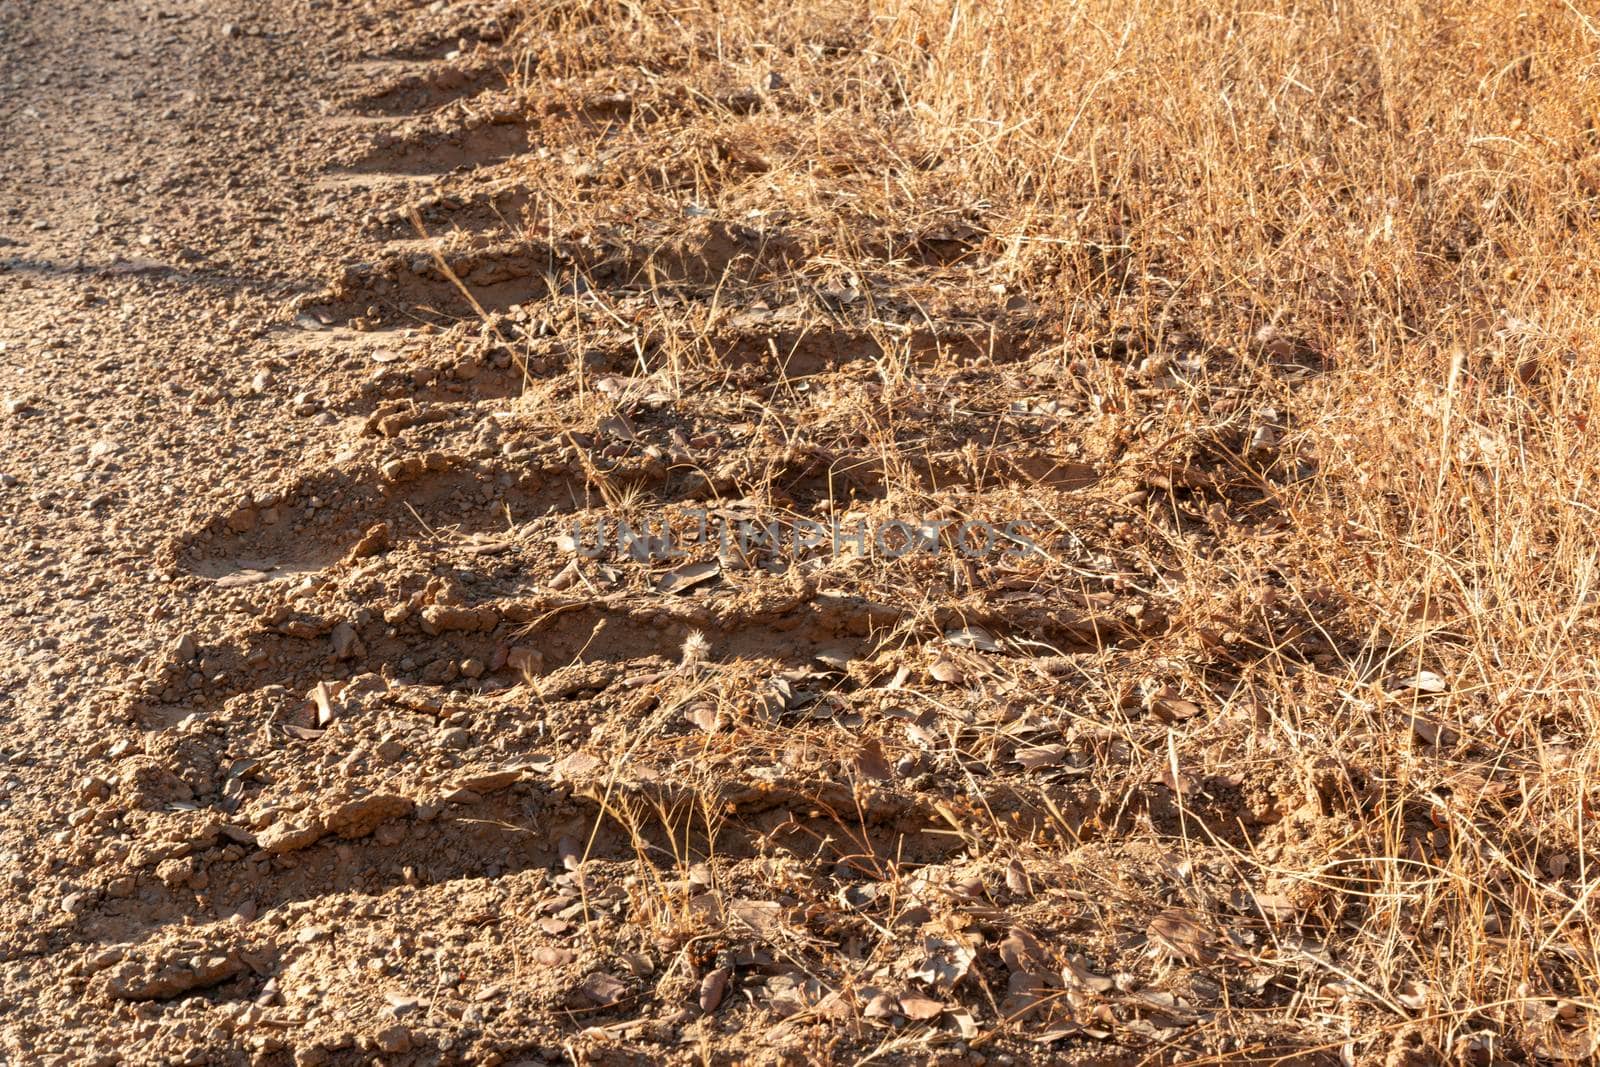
[1251,890,1297,921]
[1004,859,1034,898]
[684,702,722,734]
[1015,744,1066,772]
[1063,953,1114,993]
[909,935,977,992]
[577,971,627,1007]
[1146,907,1216,963]
[945,626,1000,652]
[729,899,785,937]
[853,738,893,782]
[998,926,1050,974]
[899,994,945,1021]
[656,560,720,594]
[1157,763,1199,796]
[1144,685,1200,722]
[928,655,965,685]
[1390,670,1447,695]
[862,990,899,1019]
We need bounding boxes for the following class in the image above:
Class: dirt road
[1,2,563,1061]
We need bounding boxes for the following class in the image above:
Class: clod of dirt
[105,949,246,1001]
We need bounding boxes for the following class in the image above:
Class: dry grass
[502,0,1600,1060]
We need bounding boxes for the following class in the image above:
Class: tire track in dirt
[84,15,1162,1016]
[4,2,1331,1062]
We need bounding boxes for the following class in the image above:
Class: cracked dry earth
[0,2,1352,1065]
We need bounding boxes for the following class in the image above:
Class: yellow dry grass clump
[510,0,1600,1060]
[893,4,1600,1052]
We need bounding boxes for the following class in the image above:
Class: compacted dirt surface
[0,1,614,1061]
[8,1,1587,1064]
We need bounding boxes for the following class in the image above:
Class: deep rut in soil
[1,1,1351,1064]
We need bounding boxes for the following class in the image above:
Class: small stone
[384,991,421,1017]
[80,775,111,802]
[250,371,273,394]
[330,622,363,661]
[456,769,520,793]
[575,972,627,1008]
[439,727,471,750]
[418,604,498,634]
[533,946,575,967]
[107,951,243,1001]
[345,522,392,561]
[88,947,126,972]
[322,793,414,839]
[506,646,543,677]
[226,506,257,533]
[379,459,413,483]
[221,22,241,38]
[459,657,485,679]
[699,966,731,1012]
[373,1025,412,1054]
[309,680,342,726]
[258,821,325,855]
[61,891,90,915]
